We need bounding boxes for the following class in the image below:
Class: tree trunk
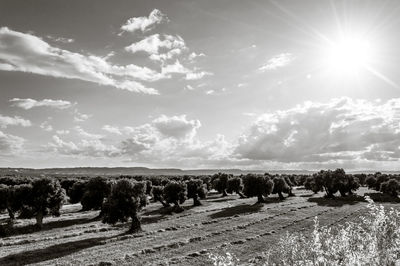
[237,191,246,198]
[193,195,201,206]
[288,190,295,197]
[7,207,14,220]
[222,189,228,197]
[257,194,265,203]
[173,201,184,213]
[36,211,43,229]
[278,191,284,200]
[129,212,142,233]
[158,199,170,207]
[339,190,347,197]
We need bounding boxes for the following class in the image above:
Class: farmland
[0,183,395,266]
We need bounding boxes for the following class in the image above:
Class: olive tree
[23,178,65,228]
[102,179,147,233]
[380,179,400,197]
[226,177,246,198]
[186,179,206,206]
[81,177,111,211]
[163,181,187,212]
[67,180,87,204]
[151,185,169,207]
[212,173,230,197]
[242,174,274,203]
[272,177,291,200]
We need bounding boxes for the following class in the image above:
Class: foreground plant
[209,196,400,265]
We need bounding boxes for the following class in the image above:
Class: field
[0,186,396,266]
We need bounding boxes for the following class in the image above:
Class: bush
[186,179,206,206]
[163,181,187,212]
[81,177,111,211]
[242,174,274,203]
[209,197,400,265]
[102,179,147,233]
[226,177,246,198]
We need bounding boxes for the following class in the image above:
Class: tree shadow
[207,197,238,203]
[0,233,123,266]
[3,216,101,237]
[308,195,366,207]
[300,193,317,198]
[364,193,400,203]
[209,203,263,219]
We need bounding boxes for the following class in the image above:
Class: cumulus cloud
[48,135,118,157]
[0,114,31,128]
[121,9,168,33]
[10,98,73,110]
[0,131,25,154]
[74,126,103,139]
[235,97,400,166]
[259,53,294,72]
[40,121,53,132]
[0,27,158,94]
[125,34,185,55]
[46,35,74,43]
[73,110,91,122]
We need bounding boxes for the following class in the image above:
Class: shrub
[226,177,246,198]
[242,174,274,203]
[186,179,206,206]
[163,181,187,212]
[365,175,377,190]
[81,177,111,211]
[0,184,13,220]
[102,179,147,233]
[209,197,400,265]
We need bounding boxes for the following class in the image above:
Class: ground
[0,187,398,266]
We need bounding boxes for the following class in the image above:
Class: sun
[321,35,374,76]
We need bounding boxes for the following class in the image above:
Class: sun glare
[322,36,374,76]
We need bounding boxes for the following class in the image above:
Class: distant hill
[0,167,315,177]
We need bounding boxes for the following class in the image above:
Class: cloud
[102,125,122,135]
[185,71,213,80]
[259,53,294,72]
[40,121,53,132]
[0,27,158,94]
[46,35,74,43]
[121,9,168,33]
[74,126,102,139]
[73,110,91,122]
[10,98,73,110]
[0,114,31,128]
[125,34,185,55]
[152,115,201,140]
[48,135,118,157]
[235,97,400,166]
[0,131,25,154]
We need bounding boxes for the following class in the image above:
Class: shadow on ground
[308,195,365,207]
[1,216,101,237]
[209,203,263,219]
[0,233,124,266]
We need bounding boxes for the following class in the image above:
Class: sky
[1,0,400,170]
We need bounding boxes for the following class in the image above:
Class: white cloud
[121,9,168,33]
[40,121,53,132]
[73,110,91,122]
[185,71,213,80]
[102,125,122,135]
[10,98,73,110]
[0,114,31,128]
[259,53,294,72]
[0,131,25,154]
[56,129,70,135]
[46,35,74,43]
[48,135,118,157]
[74,126,102,139]
[235,97,400,166]
[0,27,158,94]
[125,34,186,55]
